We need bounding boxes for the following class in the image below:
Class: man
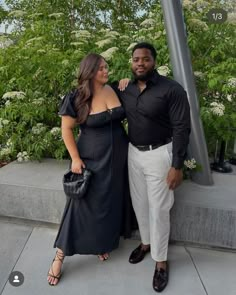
[115,42,191,292]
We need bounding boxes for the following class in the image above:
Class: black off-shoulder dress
[54,91,133,256]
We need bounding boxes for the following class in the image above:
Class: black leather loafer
[129,244,150,264]
[152,262,169,293]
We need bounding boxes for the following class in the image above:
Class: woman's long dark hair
[75,53,105,124]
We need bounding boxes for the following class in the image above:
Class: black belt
[134,138,172,151]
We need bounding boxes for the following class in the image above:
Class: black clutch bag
[63,168,92,200]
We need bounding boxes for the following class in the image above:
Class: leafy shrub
[0,0,235,161]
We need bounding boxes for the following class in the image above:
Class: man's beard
[132,68,155,81]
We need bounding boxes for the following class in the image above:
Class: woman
[47,53,130,286]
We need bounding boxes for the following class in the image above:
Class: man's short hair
[132,42,157,60]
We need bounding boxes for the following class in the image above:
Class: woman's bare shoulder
[104,84,114,91]
[103,84,117,96]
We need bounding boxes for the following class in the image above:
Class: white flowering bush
[17,151,30,162]
[184,158,197,170]
[0,118,10,128]
[48,13,64,19]
[50,127,61,139]
[32,123,46,135]
[0,138,13,161]
[209,102,225,117]
[183,158,201,179]
[228,78,236,88]
[0,147,12,160]
[0,0,235,163]
[2,91,26,100]
[140,18,156,27]
[8,10,26,18]
[100,47,119,61]
[95,39,115,48]
[157,65,171,77]
[200,92,236,156]
[0,91,67,161]
[182,1,236,157]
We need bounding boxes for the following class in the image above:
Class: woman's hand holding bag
[63,168,92,200]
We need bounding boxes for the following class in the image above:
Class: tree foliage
[0,0,235,161]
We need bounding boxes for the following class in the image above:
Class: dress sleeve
[58,90,78,118]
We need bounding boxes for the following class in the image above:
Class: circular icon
[8,271,24,287]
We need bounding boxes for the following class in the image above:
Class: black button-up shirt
[112,70,191,169]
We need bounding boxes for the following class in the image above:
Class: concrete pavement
[1,216,236,295]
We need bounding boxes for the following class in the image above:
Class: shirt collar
[131,70,161,86]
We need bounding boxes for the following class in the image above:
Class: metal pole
[160,0,213,185]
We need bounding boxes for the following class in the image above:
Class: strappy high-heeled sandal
[47,250,65,286]
[97,253,109,261]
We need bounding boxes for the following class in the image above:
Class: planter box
[0,159,236,249]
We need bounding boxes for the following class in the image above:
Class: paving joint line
[0,227,34,295]
[184,246,209,295]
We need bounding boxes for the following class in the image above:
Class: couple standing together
[47,42,191,293]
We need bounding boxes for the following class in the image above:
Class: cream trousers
[128,142,174,262]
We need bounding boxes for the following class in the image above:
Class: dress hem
[53,243,119,257]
